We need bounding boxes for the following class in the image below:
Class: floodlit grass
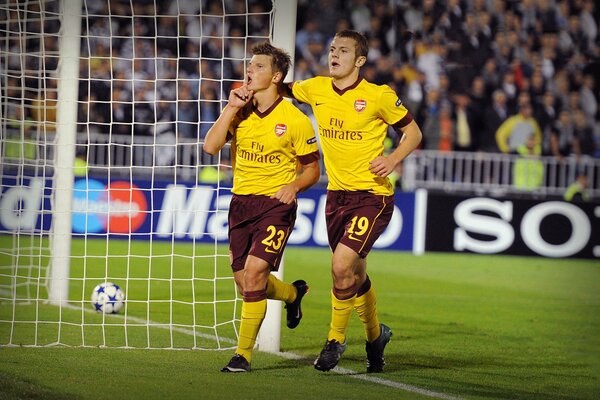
[1,236,599,399]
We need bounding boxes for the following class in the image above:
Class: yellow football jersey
[291,76,411,195]
[229,97,319,196]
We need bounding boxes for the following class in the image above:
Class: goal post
[48,0,83,305]
[257,0,298,353]
[0,0,299,351]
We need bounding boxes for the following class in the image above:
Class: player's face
[328,36,364,79]
[246,54,278,92]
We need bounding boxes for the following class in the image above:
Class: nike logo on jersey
[315,102,325,106]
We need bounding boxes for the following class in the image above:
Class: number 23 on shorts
[261,225,286,254]
[348,216,370,242]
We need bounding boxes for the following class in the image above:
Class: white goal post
[0,0,298,351]
[257,0,298,354]
[48,0,82,305]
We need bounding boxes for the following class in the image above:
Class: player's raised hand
[369,156,395,177]
[228,84,254,108]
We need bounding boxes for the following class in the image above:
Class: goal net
[0,0,294,350]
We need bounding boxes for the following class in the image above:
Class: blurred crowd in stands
[2,0,599,165]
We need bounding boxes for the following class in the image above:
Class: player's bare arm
[369,119,422,177]
[203,85,254,155]
[271,160,320,204]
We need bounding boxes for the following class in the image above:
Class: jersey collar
[253,96,284,119]
[331,77,363,96]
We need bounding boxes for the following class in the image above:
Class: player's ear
[272,71,283,85]
[355,56,367,68]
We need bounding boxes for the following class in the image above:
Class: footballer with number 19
[204,42,321,373]
[285,30,423,373]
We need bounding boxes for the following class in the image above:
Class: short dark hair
[251,42,291,79]
[334,30,369,59]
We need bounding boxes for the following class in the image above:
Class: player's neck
[332,71,361,91]
[252,86,280,113]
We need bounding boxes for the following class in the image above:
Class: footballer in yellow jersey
[229,96,319,196]
[285,30,423,373]
[204,42,320,373]
[291,76,412,195]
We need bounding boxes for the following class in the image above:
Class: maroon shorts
[325,191,394,258]
[228,194,296,272]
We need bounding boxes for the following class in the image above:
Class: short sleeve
[292,114,319,158]
[291,80,312,104]
[378,85,410,126]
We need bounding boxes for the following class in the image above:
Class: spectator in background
[30,80,58,133]
[438,104,454,152]
[528,69,547,108]
[573,108,596,159]
[579,0,598,46]
[535,91,558,155]
[513,133,544,191]
[453,93,476,152]
[156,15,179,56]
[481,57,501,93]
[176,81,199,140]
[416,38,445,90]
[349,0,371,33]
[5,104,37,160]
[564,173,589,202]
[73,148,89,177]
[468,75,487,144]
[419,88,443,150]
[111,88,133,136]
[198,83,219,138]
[402,67,426,120]
[496,101,542,154]
[500,70,518,112]
[550,109,575,161]
[480,89,508,153]
[579,74,597,121]
[296,19,324,54]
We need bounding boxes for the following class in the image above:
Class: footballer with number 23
[285,30,423,373]
[204,42,321,373]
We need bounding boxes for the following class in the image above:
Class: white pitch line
[277,351,462,400]
[60,302,239,346]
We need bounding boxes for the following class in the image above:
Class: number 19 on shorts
[348,216,369,241]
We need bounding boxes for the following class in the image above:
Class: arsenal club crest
[354,99,366,112]
[275,123,287,137]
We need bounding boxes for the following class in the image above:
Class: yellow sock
[355,285,380,342]
[265,274,296,303]
[236,298,267,362]
[327,291,356,343]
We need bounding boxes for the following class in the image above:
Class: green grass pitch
[0,236,599,399]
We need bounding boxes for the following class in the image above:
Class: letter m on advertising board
[155,185,215,239]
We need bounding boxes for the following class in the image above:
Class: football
[91,282,125,314]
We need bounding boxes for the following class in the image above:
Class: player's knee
[243,257,270,291]
[331,263,354,288]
